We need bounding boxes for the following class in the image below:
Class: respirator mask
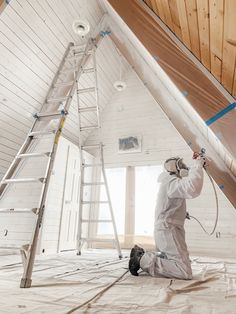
[164,157,189,177]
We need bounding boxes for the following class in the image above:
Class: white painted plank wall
[0,136,94,254]
[86,70,236,257]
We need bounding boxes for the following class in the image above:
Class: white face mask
[179,168,189,177]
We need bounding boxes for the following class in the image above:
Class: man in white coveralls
[129,152,205,279]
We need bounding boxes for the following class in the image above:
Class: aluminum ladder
[76,62,122,258]
[0,38,99,288]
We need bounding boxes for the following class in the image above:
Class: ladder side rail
[76,150,85,255]
[75,48,85,255]
[20,117,65,288]
[39,42,74,112]
[92,46,100,128]
[100,145,122,258]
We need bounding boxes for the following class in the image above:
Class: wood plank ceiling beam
[143,0,236,98]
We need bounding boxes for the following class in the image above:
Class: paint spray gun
[193,147,207,168]
[188,147,219,236]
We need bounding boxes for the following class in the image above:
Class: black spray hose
[188,149,219,236]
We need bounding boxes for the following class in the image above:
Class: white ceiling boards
[0,0,130,179]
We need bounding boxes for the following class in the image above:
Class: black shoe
[129,245,145,276]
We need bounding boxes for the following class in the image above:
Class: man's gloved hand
[192,152,206,168]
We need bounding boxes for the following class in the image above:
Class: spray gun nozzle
[200,148,206,156]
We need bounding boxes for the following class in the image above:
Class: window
[135,165,163,236]
[98,168,126,235]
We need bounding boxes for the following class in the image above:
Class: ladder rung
[17,152,51,159]
[1,178,46,184]
[60,66,94,75]
[47,96,68,103]
[81,238,115,243]
[81,219,112,223]
[53,81,74,88]
[0,208,38,214]
[34,112,65,119]
[68,48,93,55]
[82,201,109,204]
[82,144,101,150]
[80,125,99,131]
[29,130,56,137]
[0,245,22,250]
[83,67,95,74]
[79,106,97,113]
[83,163,102,168]
[82,182,105,186]
[77,87,95,94]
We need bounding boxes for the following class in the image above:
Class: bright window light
[135,165,163,235]
[98,167,126,235]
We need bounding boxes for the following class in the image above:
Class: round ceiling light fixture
[113,80,127,92]
[72,19,90,36]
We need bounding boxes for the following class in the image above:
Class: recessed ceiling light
[113,80,127,91]
[72,19,90,36]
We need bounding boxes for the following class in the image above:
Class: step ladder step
[68,48,93,55]
[47,96,68,103]
[82,201,109,204]
[29,130,56,137]
[1,178,46,184]
[0,245,23,250]
[83,163,102,168]
[60,67,95,75]
[17,152,51,159]
[80,125,99,131]
[0,208,38,214]
[82,144,101,150]
[34,111,66,119]
[83,67,95,74]
[53,80,74,88]
[79,106,97,113]
[77,87,95,94]
[81,238,115,243]
[81,219,112,223]
[82,182,105,186]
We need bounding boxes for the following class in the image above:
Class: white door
[59,144,80,251]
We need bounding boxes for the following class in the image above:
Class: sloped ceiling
[0,0,129,179]
[143,0,236,98]
[99,0,236,207]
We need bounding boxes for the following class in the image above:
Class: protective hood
[164,157,189,177]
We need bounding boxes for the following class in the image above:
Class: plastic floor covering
[0,249,236,313]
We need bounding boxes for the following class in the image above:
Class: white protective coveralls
[140,159,204,279]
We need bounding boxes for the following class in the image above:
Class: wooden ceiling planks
[209,0,224,82]
[197,0,210,69]
[176,0,191,49]
[222,0,236,94]
[143,0,236,97]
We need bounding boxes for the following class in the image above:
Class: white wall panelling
[0,136,94,255]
